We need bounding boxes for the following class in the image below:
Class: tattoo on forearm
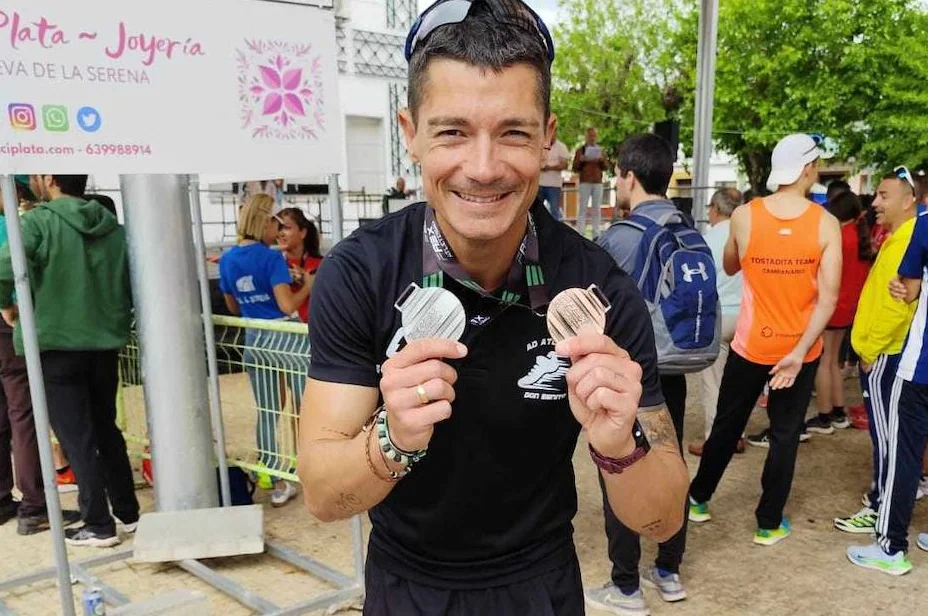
[335,492,362,514]
[321,426,353,438]
[637,407,678,448]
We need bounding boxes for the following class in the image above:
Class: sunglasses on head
[405,0,555,64]
[802,133,826,157]
[894,166,916,193]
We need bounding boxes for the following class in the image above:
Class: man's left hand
[770,351,803,390]
[556,332,642,458]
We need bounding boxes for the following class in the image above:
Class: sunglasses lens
[407,0,553,62]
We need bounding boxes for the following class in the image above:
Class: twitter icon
[76,106,102,133]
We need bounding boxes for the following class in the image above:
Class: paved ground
[2,375,928,615]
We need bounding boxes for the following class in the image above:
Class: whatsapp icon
[42,105,69,132]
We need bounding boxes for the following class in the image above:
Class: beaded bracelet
[375,407,428,472]
[363,415,401,483]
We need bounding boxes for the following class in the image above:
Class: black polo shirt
[308,200,663,590]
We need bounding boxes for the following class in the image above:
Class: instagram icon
[8,104,37,131]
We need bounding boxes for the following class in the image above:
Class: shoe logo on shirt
[761,326,773,338]
[681,262,709,283]
[518,351,569,399]
[235,275,256,293]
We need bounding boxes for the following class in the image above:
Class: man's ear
[398,108,418,164]
[545,113,558,150]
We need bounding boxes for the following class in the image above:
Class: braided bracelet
[363,414,401,483]
[375,407,427,472]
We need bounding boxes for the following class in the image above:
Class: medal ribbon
[421,207,549,310]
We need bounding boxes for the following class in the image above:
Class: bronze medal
[546,284,611,343]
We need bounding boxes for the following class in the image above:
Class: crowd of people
[292,1,928,614]
[5,1,928,614]
[0,177,324,549]
[218,194,323,506]
[0,174,137,548]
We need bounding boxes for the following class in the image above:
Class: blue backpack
[600,210,721,374]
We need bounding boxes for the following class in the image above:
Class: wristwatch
[588,419,651,474]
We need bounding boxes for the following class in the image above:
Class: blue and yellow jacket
[851,217,918,364]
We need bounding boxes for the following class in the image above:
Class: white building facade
[330,0,419,196]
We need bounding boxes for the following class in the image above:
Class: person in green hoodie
[0,174,138,548]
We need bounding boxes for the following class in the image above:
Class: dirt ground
[2,374,928,615]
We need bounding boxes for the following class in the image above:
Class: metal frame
[0,548,133,614]
[0,174,362,615]
[352,29,407,78]
[385,0,417,30]
[0,175,75,615]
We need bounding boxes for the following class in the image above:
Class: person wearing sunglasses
[834,170,917,543]
[689,133,843,546]
[297,1,687,614]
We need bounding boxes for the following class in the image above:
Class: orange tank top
[731,199,824,365]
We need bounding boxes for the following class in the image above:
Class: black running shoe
[747,430,770,448]
[806,414,835,435]
[830,409,850,429]
[17,509,81,536]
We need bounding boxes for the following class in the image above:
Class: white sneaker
[117,518,138,534]
[584,583,650,615]
[271,481,298,507]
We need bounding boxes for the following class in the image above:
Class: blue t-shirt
[219,243,291,320]
[897,212,928,384]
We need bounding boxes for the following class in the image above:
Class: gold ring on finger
[416,384,430,405]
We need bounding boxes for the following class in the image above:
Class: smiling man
[297,1,687,614]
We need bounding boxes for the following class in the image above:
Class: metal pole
[351,514,365,593]
[188,176,232,508]
[0,176,75,616]
[328,174,344,243]
[692,0,720,229]
[120,175,218,511]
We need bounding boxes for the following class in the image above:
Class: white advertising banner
[0,0,343,176]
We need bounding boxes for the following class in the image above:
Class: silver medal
[546,284,611,343]
[395,283,466,342]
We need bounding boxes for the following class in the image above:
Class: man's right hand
[889,277,908,302]
[379,339,467,452]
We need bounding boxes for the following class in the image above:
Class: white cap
[766,133,832,192]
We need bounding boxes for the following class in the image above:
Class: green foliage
[671,0,928,189]
[550,0,677,157]
[555,0,928,190]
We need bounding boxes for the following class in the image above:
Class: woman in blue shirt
[219,194,311,507]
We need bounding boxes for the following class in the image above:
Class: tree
[669,0,928,191]
[551,0,681,158]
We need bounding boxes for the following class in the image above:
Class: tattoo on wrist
[335,492,361,514]
[636,407,678,448]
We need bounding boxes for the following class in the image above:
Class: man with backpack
[689,133,841,546]
[589,134,720,614]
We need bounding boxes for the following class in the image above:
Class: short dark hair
[826,179,851,201]
[881,172,915,195]
[829,190,862,224]
[916,172,928,203]
[616,133,674,196]
[51,175,88,197]
[407,0,551,123]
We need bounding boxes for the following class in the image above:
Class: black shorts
[362,553,584,616]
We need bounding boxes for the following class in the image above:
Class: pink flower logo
[236,40,325,140]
